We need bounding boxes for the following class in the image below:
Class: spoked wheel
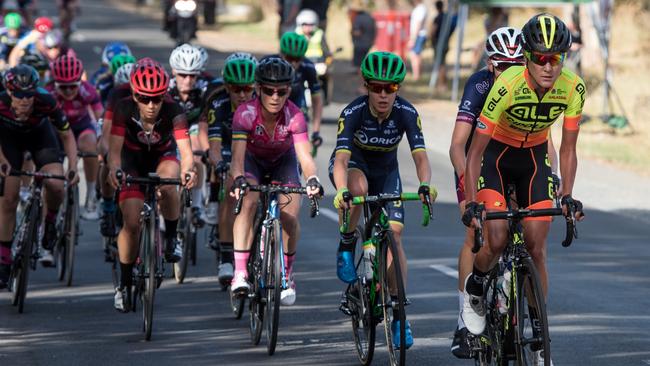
[55,235,67,282]
[249,228,264,345]
[349,275,376,365]
[174,205,191,284]
[63,186,78,287]
[514,258,550,366]
[189,225,197,266]
[142,220,156,341]
[264,220,282,356]
[12,204,38,313]
[379,232,407,366]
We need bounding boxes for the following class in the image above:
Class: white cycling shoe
[533,350,554,366]
[460,275,486,335]
[231,271,249,295]
[280,275,296,306]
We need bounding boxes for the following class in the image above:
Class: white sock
[458,290,466,329]
[86,182,96,202]
[191,186,202,209]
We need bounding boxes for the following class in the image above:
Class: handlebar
[0,168,68,197]
[115,171,193,207]
[233,183,320,218]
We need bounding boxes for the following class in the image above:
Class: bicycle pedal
[339,303,353,316]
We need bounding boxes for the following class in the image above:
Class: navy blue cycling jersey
[168,86,205,126]
[91,68,114,106]
[204,89,233,149]
[289,58,321,111]
[456,68,494,153]
[333,95,426,165]
[0,27,28,61]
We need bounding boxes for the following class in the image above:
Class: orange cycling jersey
[477,65,586,148]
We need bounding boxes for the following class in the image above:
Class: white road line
[429,264,458,279]
[320,207,340,222]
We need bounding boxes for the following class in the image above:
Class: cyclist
[19,52,50,84]
[0,65,78,283]
[229,56,323,306]
[200,52,256,285]
[168,43,209,226]
[46,55,104,220]
[91,41,132,105]
[331,51,432,350]
[107,58,196,312]
[279,31,323,153]
[295,9,331,64]
[0,12,28,69]
[7,16,53,67]
[461,15,586,364]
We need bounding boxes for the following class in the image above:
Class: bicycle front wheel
[174,204,191,284]
[142,217,157,341]
[379,231,407,366]
[12,202,39,313]
[264,220,282,355]
[349,275,376,364]
[64,186,79,287]
[514,257,550,365]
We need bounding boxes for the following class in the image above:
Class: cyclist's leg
[78,128,100,216]
[116,192,144,312]
[0,139,22,286]
[156,155,182,261]
[189,131,205,221]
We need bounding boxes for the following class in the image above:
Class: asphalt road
[1,1,650,365]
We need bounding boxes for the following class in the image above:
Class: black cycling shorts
[118,146,179,203]
[477,139,554,221]
[0,121,64,170]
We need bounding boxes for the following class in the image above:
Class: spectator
[349,0,375,93]
[300,0,330,31]
[431,0,456,92]
[407,0,428,81]
[296,9,330,61]
[473,6,509,70]
[278,0,302,37]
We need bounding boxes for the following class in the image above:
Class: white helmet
[485,27,524,60]
[169,43,206,74]
[44,29,64,49]
[114,63,135,85]
[296,9,319,26]
[225,51,258,65]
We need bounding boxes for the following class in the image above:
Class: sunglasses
[284,55,302,63]
[228,84,255,94]
[135,93,164,105]
[11,90,35,99]
[56,82,80,91]
[525,51,566,66]
[491,60,523,72]
[365,82,400,94]
[261,86,289,97]
[177,73,198,79]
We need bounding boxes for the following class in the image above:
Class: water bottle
[362,239,375,281]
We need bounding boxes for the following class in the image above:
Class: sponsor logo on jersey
[477,121,487,130]
[255,125,264,135]
[136,130,162,145]
[476,80,490,94]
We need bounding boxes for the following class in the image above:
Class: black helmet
[255,56,294,86]
[3,65,40,92]
[521,13,572,53]
[19,52,49,72]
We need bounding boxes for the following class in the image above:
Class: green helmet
[280,32,308,58]
[222,57,256,85]
[110,54,137,74]
[4,12,22,30]
[361,51,406,83]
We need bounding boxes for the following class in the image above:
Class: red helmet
[51,55,84,83]
[130,59,169,96]
[34,17,54,33]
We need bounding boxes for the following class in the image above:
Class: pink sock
[284,252,295,278]
[234,251,250,275]
[0,245,11,265]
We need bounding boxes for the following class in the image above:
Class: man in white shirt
[408,0,428,81]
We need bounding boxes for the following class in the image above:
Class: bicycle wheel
[174,202,190,284]
[249,224,264,344]
[12,202,38,313]
[477,272,510,366]
[190,223,197,266]
[264,220,282,355]
[514,257,550,365]
[379,231,407,366]
[64,186,78,287]
[142,217,156,341]
[349,258,376,365]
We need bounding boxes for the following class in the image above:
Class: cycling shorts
[118,146,179,203]
[244,149,300,187]
[70,116,97,141]
[328,148,405,226]
[0,121,63,170]
[477,139,554,221]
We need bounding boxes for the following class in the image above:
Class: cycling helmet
[130,59,169,96]
[4,12,22,30]
[109,54,137,74]
[51,55,84,83]
[521,13,572,54]
[44,29,64,49]
[101,41,132,65]
[114,63,135,85]
[3,65,39,92]
[296,9,319,26]
[225,52,258,65]
[169,43,205,75]
[255,56,294,85]
[485,27,523,60]
[360,51,406,83]
[19,52,49,72]
[222,57,256,85]
[34,16,53,33]
[280,32,308,58]
[197,45,209,71]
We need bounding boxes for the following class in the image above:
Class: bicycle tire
[349,252,376,365]
[174,203,191,284]
[143,216,156,341]
[230,285,245,319]
[249,218,264,345]
[265,220,282,355]
[479,271,510,366]
[514,257,550,366]
[12,201,39,313]
[190,227,197,266]
[380,231,407,366]
[64,186,79,287]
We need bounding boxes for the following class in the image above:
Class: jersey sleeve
[456,71,490,125]
[205,98,223,141]
[169,103,189,140]
[563,76,586,131]
[84,82,103,111]
[104,88,119,121]
[231,102,255,141]
[334,105,361,155]
[110,99,128,137]
[403,107,426,154]
[40,93,69,132]
[477,77,512,137]
[288,106,308,144]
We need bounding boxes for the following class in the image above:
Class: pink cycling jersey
[46,80,102,126]
[232,98,308,162]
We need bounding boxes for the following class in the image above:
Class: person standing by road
[407,0,428,81]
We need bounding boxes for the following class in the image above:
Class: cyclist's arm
[464,132,490,203]
[412,150,431,185]
[230,139,246,180]
[295,140,317,179]
[449,121,472,178]
[58,128,79,173]
[305,65,322,133]
[332,150,350,191]
[547,132,558,174]
[197,119,210,154]
[7,31,36,67]
[559,129,578,197]
[203,108,223,164]
[171,114,193,176]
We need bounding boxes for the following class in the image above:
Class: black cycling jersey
[204,89,233,149]
[0,89,69,132]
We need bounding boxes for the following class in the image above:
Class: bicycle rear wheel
[514,257,550,365]
[64,186,78,287]
[174,203,191,284]
[12,202,38,313]
[142,217,157,341]
[265,220,282,355]
[379,231,407,366]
